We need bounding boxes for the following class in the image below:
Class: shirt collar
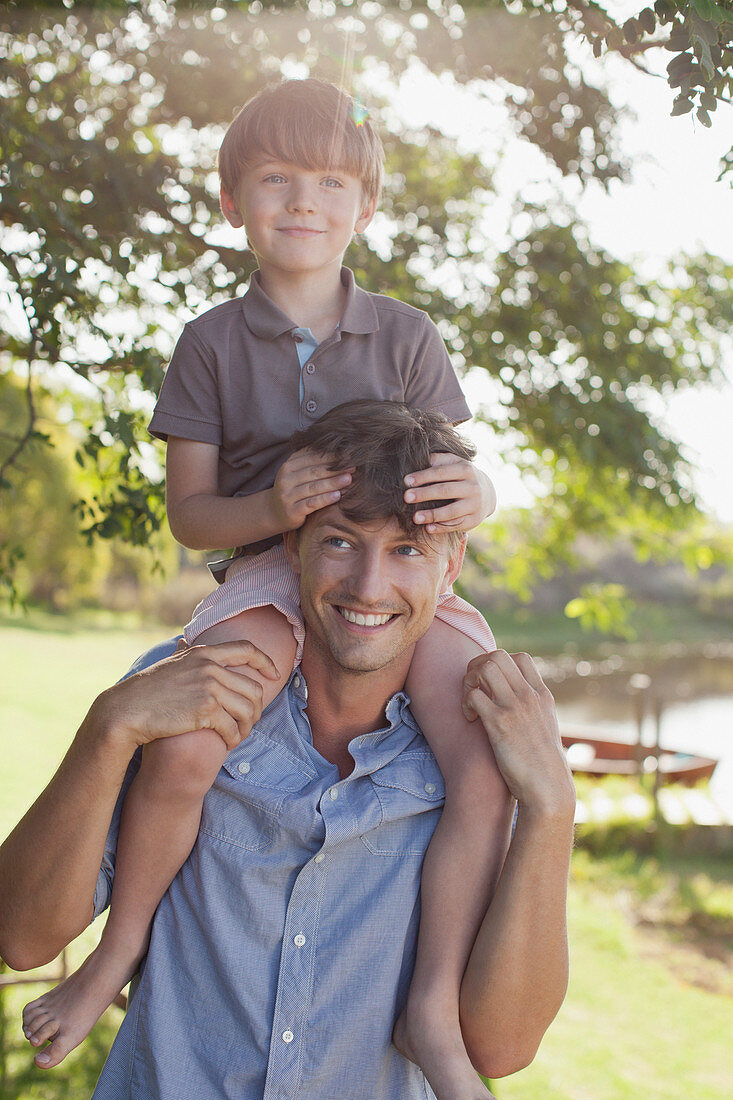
[338,267,379,335]
[287,668,420,771]
[241,267,379,341]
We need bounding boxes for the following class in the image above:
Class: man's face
[284,505,463,676]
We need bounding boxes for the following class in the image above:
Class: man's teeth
[339,608,392,627]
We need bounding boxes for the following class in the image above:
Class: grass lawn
[1,613,732,1098]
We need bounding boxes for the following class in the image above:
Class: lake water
[541,653,733,816]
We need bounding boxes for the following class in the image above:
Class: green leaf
[691,0,714,20]
[671,95,695,113]
[623,18,640,44]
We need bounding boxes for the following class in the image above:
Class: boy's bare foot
[393,1002,495,1100]
[22,943,137,1069]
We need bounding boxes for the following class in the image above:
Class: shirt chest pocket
[200,735,315,852]
[361,752,445,857]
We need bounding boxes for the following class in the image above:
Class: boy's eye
[263,173,286,184]
[322,177,344,188]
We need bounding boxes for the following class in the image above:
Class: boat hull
[561,732,718,785]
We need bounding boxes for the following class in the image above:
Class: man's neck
[300,646,413,778]
[257,262,347,341]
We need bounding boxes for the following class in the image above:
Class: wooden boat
[561,731,718,785]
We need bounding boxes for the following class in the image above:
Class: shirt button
[294,934,306,947]
[293,675,301,689]
[329,787,339,801]
[305,399,317,413]
[424,782,436,794]
[305,362,316,374]
[314,852,325,864]
[238,762,251,775]
[282,1030,294,1044]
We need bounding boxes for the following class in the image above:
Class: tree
[1,0,731,604]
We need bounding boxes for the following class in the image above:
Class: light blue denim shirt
[92,640,445,1099]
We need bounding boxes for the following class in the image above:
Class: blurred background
[1,1,732,1096]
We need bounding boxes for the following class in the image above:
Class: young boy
[23,79,509,1100]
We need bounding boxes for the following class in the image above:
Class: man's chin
[325,643,399,675]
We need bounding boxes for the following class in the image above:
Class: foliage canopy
[1,0,732,604]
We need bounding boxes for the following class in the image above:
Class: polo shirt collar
[338,267,379,335]
[241,270,296,340]
[241,267,379,341]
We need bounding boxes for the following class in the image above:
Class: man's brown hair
[291,400,475,545]
[219,79,384,202]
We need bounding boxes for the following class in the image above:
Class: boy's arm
[403,453,496,534]
[166,437,354,550]
[0,640,277,970]
[458,651,576,1079]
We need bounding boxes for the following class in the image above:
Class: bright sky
[370,36,733,524]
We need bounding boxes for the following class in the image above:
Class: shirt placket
[262,775,359,1100]
[292,328,342,427]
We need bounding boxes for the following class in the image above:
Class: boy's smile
[221,160,376,284]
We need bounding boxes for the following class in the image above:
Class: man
[0,402,576,1099]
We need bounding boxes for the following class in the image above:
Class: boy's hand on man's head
[271,447,354,532]
[404,454,497,533]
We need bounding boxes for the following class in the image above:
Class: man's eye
[326,536,350,549]
[396,545,421,557]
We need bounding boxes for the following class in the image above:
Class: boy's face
[220,159,376,281]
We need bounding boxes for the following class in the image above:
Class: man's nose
[349,550,391,606]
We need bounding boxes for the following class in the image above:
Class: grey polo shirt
[149,267,471,501]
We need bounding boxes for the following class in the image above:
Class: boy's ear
[354,195,377,235]
[220,185,244,228]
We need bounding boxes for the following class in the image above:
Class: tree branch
[0,247,40,483]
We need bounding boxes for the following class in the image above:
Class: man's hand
[461,650,575,816]
[91,640,281,756]
[403,454,496,533]
[271,448,354,531]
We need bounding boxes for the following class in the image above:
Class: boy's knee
[141,730,227,797]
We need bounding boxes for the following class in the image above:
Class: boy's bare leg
[393,619,514,1100]
[22,606,296,1069]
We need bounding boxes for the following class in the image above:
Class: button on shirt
[92,645,446,1100]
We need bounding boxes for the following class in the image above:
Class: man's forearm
[0,639,274,970]
[459,801,574,1080]
[0,699,134,969]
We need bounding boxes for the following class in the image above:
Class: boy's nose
[286,184,316,214]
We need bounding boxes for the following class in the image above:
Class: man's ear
[220,185,244,228]
[282,529,302,576]
[441,536,466,594]
[354,195,377,235]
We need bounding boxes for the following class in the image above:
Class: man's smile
[336,606,397,628]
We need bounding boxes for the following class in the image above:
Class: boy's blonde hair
[219,78,384,203]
